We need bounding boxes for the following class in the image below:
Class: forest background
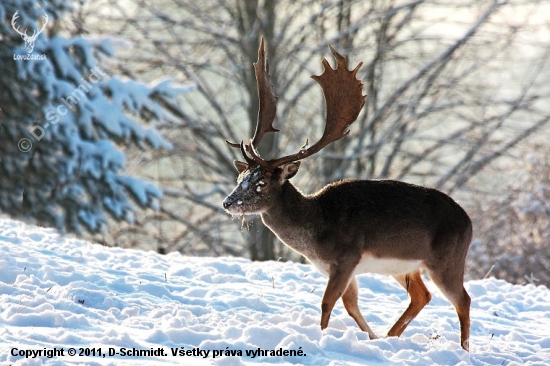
[1,0,549,285]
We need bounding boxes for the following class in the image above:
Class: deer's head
[11,11,48,54]
[223,38,366,216]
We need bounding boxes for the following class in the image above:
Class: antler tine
[239,141,256,166]
[265,46,366,169]
[225,139,241,148]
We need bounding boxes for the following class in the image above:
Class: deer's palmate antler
[223,38,472,352]
[226,38,366,170]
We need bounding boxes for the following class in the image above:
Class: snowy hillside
[0,218,549,366]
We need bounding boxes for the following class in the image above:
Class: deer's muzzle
[222,196,235,210]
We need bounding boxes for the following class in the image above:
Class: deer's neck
[260,182,320,257]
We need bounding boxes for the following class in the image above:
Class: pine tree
[0,0,188,235]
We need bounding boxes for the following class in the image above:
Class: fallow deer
[223,38,472,351]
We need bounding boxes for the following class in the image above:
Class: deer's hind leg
[387,269,432,337]
[426,266,470,351]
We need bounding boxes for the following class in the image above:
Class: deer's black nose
[223,196,235,209]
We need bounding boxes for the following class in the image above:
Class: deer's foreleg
[320,264,356,330]
[342,276,378,339]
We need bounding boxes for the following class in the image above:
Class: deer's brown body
[223,38,472,351]
[263,179,471,270]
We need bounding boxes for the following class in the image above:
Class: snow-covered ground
[0,217,549,366]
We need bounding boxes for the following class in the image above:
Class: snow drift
[0,217,549,365]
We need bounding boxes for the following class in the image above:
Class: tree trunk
[238,0,278,261]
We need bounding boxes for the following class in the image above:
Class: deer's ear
[281,161,301,181]
[233,160,248,173]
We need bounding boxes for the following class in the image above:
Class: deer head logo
[11,11,48,54]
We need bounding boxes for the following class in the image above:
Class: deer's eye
[255,180,267,192]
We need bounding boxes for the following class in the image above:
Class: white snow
[1,217,549,365]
